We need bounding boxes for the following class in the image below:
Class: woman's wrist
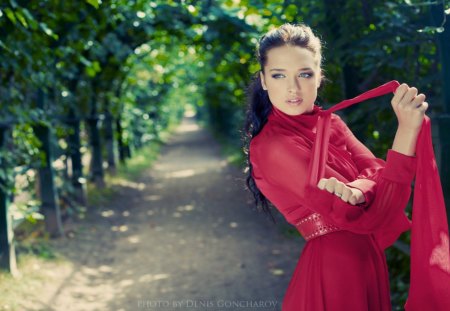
[392,126,420,156]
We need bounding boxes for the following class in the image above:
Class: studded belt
[295,212,342,241]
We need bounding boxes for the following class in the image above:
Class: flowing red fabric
[307,81,450,310]
[249,81,450,310]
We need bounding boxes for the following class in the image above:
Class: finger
[317,178,327,190]
[400,87,418,108]
[340,187,352,203]
[348,192,363,205]
[349,188,365,205]
[419,101,429,112]
[334,181,344,197]
[324,177,337,193]
[411,94,426,108]
[348,194,358,205]
[392,83,409,107]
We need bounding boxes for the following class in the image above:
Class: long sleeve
[250,125,352,225]
[251,114,417,249]
[306,116,416,249]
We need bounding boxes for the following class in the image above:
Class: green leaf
[85,61,101,77]
[92,61,101,72]
[79,55,92,67]
[86,0,101,9]
[39,22,58,39]
[0,39,10,52]
[21,8,38,30]
[15,10,28,28]
[9,0,18,9]
[417,26,444,34]
[4,8,17,25]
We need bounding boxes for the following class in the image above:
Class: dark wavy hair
[243,23,323,223]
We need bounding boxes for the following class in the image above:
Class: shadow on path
[41,115,305,311]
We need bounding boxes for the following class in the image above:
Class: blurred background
[0,0,449,310]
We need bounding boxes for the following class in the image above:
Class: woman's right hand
[391,83,428,131]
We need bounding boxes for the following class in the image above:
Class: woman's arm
[319,83,428,205]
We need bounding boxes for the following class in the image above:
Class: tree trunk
[116,117,127,164]
[67,108,86,206]
[104,109,116,174]
[0,126,18,275]
[87,96,105,188]
[35,89,63,237]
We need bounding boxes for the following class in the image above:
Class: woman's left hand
[317,177,365,205]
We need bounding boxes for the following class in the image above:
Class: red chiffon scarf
[307,80,450,310]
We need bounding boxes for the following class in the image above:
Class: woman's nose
[288,78,300,93]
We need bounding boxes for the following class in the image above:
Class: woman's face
[260,45,321,116]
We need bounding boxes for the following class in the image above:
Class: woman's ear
[260,71,267,90]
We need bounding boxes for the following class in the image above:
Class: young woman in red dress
[244,23,450,311]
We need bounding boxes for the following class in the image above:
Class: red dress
[249,82,450,310]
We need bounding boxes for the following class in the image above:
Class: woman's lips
[286,98,303,106]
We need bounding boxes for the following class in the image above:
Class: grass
[0,221,69,311]
[220,141,246,168]
[115,140,163,180]
[0,125,177,311]
[86,128,173,208]
[208,129,246,169]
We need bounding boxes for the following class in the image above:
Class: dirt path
[19,115,305,311]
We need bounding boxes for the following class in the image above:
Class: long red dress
[249,82,450,310]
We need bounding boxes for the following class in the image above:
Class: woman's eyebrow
[269,67,313,72]
[269,68,286,72]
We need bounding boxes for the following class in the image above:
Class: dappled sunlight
[176,122,200,133]
[138,273,171,283]
[128,235,140,244]
[81,266,100,277]
[119,279,134,287]
[176,204,194,212]
[112,179,146,190]
[144,194,162,201]
[162,166,226,179]
[98,265,113,273]
[172,204,196,218]
[101,210,115,217]
[229,222,238,228]
[269,269,285,276]
[111,225,128,232]
[163,169,196,178]
[172,212,182,218]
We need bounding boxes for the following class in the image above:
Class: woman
[244,23,449,310]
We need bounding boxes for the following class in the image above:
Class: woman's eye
[299,72,314,78]
[271,74,285,79]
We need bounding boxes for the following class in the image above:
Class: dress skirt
[282,230,392,311]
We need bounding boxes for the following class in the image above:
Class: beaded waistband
[295,212,342,241]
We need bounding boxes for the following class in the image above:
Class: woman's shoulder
[330,112,346,126]
[250,121,295,151]
[330,112,354,138]
[250,122,310,165]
